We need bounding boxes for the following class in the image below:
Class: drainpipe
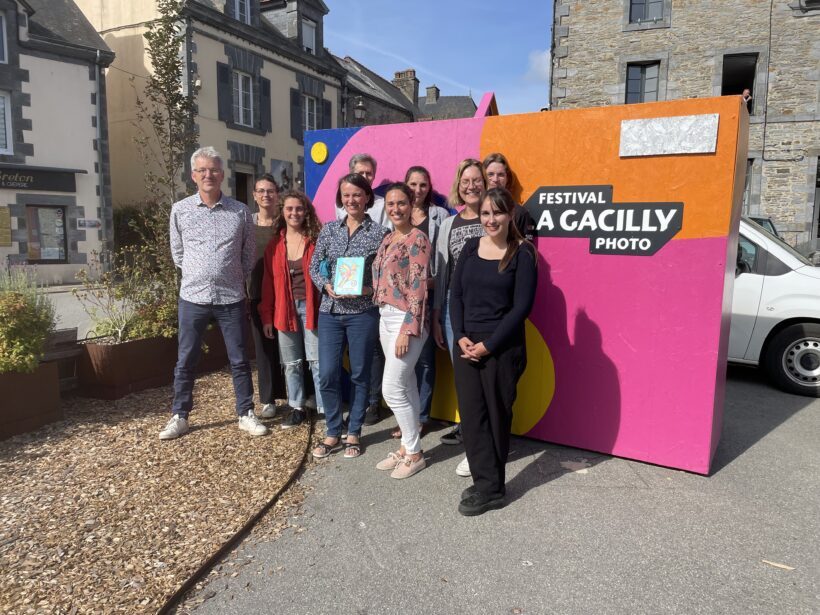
[94,49,108,257]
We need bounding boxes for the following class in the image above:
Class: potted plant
[0,267,59,439]
[73,243,230,400]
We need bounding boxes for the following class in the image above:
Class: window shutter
[216,62,232,122]
[260,77,271,133]
[321,99,332,129]
[290,88,302,143]
[0,96,8,150]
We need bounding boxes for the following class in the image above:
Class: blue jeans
[415,327,436,425]
[318,309,379,438]
[277,299,323,411]
[172,298,254,419]
[369,340,385,405]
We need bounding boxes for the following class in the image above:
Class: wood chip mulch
[0,369,310,614]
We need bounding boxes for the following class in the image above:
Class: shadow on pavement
[710,364,814,474]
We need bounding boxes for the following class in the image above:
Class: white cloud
[525,49,551,84]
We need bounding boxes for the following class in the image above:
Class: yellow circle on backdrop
[430,320,555,435]
[311,142,329,164]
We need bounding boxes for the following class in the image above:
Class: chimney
[392,69,419,106]
[425,85,440,103]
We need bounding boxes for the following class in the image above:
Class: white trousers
[379,304,427,454]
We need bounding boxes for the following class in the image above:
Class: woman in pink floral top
[371,182,431,479]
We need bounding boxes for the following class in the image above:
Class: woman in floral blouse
[371,182,431,479]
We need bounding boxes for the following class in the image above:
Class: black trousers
[249,299,287,404]
[453,331,526,497]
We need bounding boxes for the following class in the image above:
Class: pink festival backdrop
[304,94,748,475]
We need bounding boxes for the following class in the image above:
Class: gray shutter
[290,88,302,143]
[216,62,232,122]
[260,77,271,133]
[321,99,332,129]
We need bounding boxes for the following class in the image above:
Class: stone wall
[552,0,820,245]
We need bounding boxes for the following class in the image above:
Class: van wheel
[764,323,820,397]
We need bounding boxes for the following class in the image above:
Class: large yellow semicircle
[430,320,555,435]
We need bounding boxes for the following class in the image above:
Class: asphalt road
[187,365,819,615]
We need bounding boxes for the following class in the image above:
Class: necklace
[285,233,305,275]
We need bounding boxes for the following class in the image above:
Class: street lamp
[353,97,366,124]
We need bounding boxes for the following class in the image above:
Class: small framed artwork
[333,256,365,295]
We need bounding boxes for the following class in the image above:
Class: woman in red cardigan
[259,190,323,428]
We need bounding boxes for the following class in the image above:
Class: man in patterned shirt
[159,146,268,440]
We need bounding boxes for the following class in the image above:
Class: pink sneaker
[376,451,404,471]
[390,453,426,479]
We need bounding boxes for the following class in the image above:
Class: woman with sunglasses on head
[371,182,431,478]
[431,159,488,458]
[258,190,324,428]
[248,174,288,419]
[385,166,450,440]
[449,187,537,516]
[483,152,535,243]
[309,173,389,460]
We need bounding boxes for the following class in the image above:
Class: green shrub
[0,268,56,373]
[74,246,178,344]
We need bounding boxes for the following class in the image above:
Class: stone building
[74,0,345,206]
[417,84,477,121]
[336,57,418,126]
[551,0,820,245]
[0,0,114,284]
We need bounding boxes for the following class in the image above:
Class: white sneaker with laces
[259,403,277,419]
[455,455,471,477]
[238,411,269,436]
[159,415,189,440]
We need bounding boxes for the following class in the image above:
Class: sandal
[343,440,362,459]
[312,438,341,459]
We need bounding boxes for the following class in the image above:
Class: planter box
[78,329,232,400]
[0,361,61,439]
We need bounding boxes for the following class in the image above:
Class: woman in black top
[449,187,538,516]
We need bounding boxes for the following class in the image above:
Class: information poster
[0,207,10,247]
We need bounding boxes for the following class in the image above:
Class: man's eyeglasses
[193,168,222,176]
[254,189,278,195]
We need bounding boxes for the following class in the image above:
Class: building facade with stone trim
[75,0,345,209]
[551,0,820,246]
[0,0,114,284]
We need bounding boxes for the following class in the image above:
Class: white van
[730,217,820,397]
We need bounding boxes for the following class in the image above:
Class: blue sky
[323,1,553,115]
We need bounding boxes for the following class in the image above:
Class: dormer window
[302,18,316,55]
[235,0,250,25]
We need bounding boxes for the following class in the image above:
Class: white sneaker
[238,411,269,436]
[159,415,189,440]
[455,455,471,477]
[259,403,277,419]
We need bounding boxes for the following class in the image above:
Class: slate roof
[26,0,114,61]
[334,55,420,118]
[417,94,477,120]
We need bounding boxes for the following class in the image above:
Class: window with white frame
[302,18,316,55]
[0,14,7,64]
[0,91,13,154]
[302,94,317,132]
[629,0,663,22]
[625,62,660,104]
[235,0,250,24]
[232,71,253,127]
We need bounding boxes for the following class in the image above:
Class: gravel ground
[0,369,310,614]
